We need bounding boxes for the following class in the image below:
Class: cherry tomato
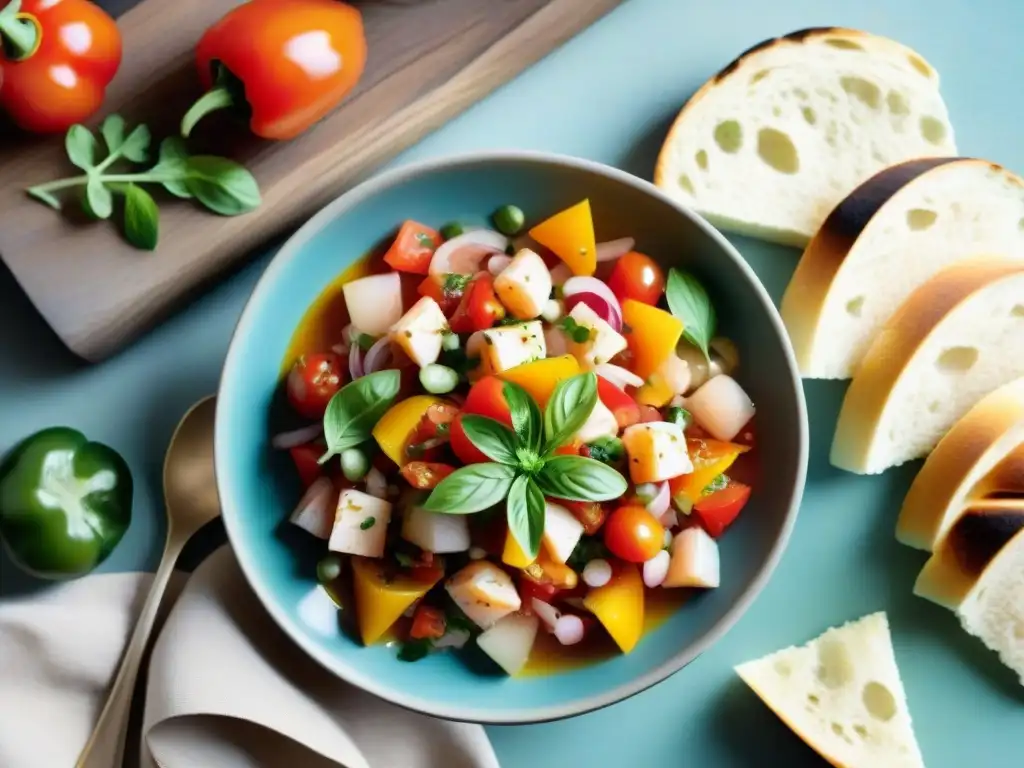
[383,220,442,274]
[563,500,608,535]
[412,402,460,442]
[693,481,751,538]
[603,505,665,563]
[289,445,323,488]
[287,352,346,419]
[608,252,665,306]
[409,605,447,640]
[400,462,456,490]
[450,377,514,464]
[597,377,641,429]
[448,273,506,333]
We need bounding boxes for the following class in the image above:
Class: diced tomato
[603,505,665,563]
[412,402,459,443]
[418,274,464,316]
[554,441,582,457]
[597,377,641,429]
[384,220,442,275]
[563,500,608,535]
[449,273,506,333]
[286,352,346,419]
[450,376,514,464]
[400,462,456,490]
[409,605,447,640]
[607,251,666,306]
[693,481,751,538]
[519,577,561,607]
[289,445,323,489]
[638,405,662,423]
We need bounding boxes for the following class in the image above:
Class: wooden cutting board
[0,0,621,362]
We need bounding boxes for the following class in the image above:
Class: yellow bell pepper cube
[622,300,685,380]
[351,556,442,645]
[372,395,440,465]
[502,529,536,569]
[635,374,675,408]
[669,438,750,510]
[528,199,597,276]
[499,355,580,407]
[583,562,645,653]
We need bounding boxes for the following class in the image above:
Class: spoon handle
[76,541,183,768]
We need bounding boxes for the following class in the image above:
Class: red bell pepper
[0,0,121,133]
[182,0,367,141]
[693,480,752,538]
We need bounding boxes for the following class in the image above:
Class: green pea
[316,553,343,584]
[441,331,460,352]
[341,447,369,482]
[492,204,525,236]
[420,363,459,394]
[440,222,464,240]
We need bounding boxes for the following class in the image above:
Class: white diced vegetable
[642,550,671,588]
[573,397,619,444]
[554,614,585,646]
[445,561,522,629]
[622,421,693,484]
[567,302,627,368]
[328,489,392,558]
[542,502,584,564]
[530,598,561,631]
[494,248,552,320]
[663,527,720,588]
[476,612,540,675]
[389,297,448,368]
[342,273,403,335]
[401,506,470,553]
[582,558,612,588]
[481,321,546,373]
[288,477,336,539]
[686,375,755,441]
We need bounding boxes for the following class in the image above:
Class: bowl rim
[216,149,809,724]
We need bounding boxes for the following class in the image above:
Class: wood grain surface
[0,0,620,362]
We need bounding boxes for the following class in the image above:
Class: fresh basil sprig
[319,370,401,464]
[423,373,627,558]
[666,267,717,363]
[25,115,261,251]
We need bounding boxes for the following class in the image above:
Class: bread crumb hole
[841,76,881,109]
[773,659,792,677]
[920,116,947,145]
[862,681,897,722]
[886,91,910,116]
[757,128,799,174]
[714,120,743,154]
[937,346,979,373]
[816,637,855,688]
[695,150,708,170]
[831,722,844,736]
[751,69,771,84]
[846,296,865,317]
[825,38,863,50]
[678,174,695,195]
[793,87,809,99]
[928,401,941,413]
[906,209,937,230]
[853,724,869,739]
[1012,305,1024,318]
[1018,217,1024,230]
[1014,620,1024,640]
[802,107,817,125]
[772,105,782,117]
[807,694,820,706]
[909,54,932,77]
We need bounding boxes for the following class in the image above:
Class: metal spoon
[76,396,220,768]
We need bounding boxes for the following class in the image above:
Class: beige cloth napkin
[0,547,499,768]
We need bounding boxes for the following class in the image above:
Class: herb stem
[27,169,181,197]
[26,175,90,193]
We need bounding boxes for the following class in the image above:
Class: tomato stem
[180,86,235,138]
[0,2,40,62]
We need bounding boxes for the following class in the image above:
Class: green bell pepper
[0,427,132,580]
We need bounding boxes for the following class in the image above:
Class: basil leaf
[586,435,624,466]
[66,125,98,170]
[123,183,159,250]
[100,114,125,153]
[535,455,627,501]
[120,123,152,164]
[543,373,597,453]
[506,474,545,559]
[422,463,516,514]
[502,380,542,453]
[83,177,112,220]
[320,370,401,462]
[158,137,194,199]
[459,415,519,465]
[666,268,716,363]
[185,156,261,216]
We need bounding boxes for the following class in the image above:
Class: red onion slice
[429,230,508,276]
[645,481,671,518]
[487,254,512,275]
[596,237,635,263]
[564,293,621,332]
[349,340,365,380]
[362,336,393,375]
[530,598,561,632]
[272,423,325,450]
[562,276,623,329]
[365,466,388,499]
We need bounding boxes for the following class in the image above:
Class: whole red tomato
[603,505,665,563]
[608,252,665,306]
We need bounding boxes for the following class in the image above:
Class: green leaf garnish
[422,464,517,515]
[534,455,628,501]
[123,184,159,250]
[543,373,597,454]
[459,415,520,465]
[502,380,542,454]
[506,474,545,559]
[65,125,98,170]
[666,268,717,363]
[319,370,401,463]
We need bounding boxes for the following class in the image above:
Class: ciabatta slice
[782,159,1024,379]
[735,612,924,768]
[897,376,1024,550]
[831,259,1024,474]
[654,28,955,246]
[914,508,1024,685]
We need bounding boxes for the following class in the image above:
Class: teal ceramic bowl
[216,152,808,723]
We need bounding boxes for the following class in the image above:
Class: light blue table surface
[3,0,1023,765]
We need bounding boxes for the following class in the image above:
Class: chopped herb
[395,550,417,568]
[702,474,729,496]
[666,406,693,430]
[415,231,436,248]
[360,517,376,530]
[497,316,522,327]
[356,333,376,352]
[586,436,625,466]
[442,273,471,298]
[397,638,433,662]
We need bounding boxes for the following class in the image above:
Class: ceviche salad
[274,199,757,675]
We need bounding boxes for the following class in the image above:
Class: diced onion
[540,299,563,323]
[349,340,365,380]
[435,628,472,649]
[362,336,393,375]
[596,237,635,262]
[487,254,512,275]
[658,354,692,396]
[531,598,561,632]
[271,423,324,450]
[659,508,678,529]
[466,330,487,359]
[595,363,643,390]
[554,614,585,646]
[645,481,670,518]
[429,230,508,276]
[582,558,612,588]
[543,327,569,358]
[549,262,573,286]
[562,276,623,329]
[643,550,671,588]
[288,477,335,539]
[686,375,755,442]
[565,293,621,332]
[365,466,388,499]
